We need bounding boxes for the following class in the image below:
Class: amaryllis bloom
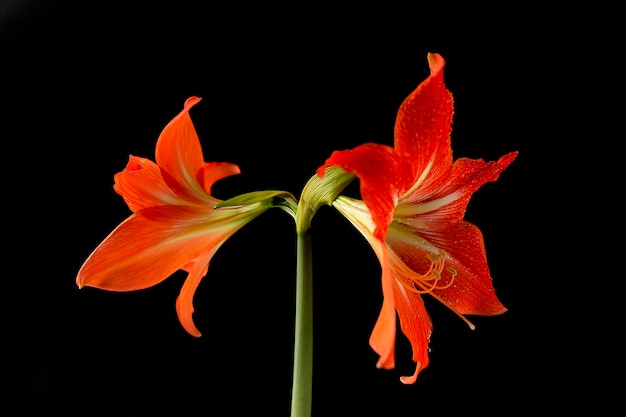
[316,53,518,383]
[76,96,295,337]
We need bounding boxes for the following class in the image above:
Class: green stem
[290,230,313,417]
[289,168,353,416]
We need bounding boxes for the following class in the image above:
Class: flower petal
[432,221,507,316]
[387,219,506,318]
[332,196,400,370]
[393,278,432,384]
[318,143,399,239]
[76,205,235,292]
[154,96,211,202]
[176,255,212,337]
[398,152,519,216]
[113,155,184,212]
[394,53,453,196]
[368,249,397,370]
[200,162,241,195]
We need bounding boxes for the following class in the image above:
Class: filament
[395,249,457,295]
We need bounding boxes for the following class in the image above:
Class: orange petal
[369,296,396,370]
[318,143,399,239]
[393,52,454,196]
[200,162,241,195]
[368,249,397,369]
[113,155,183,212]
[393,278,432,384]
[176,255,212,337]
[154,96,208,202]
[431,221,508,316]
[76,205,230,291]
[405,151,519,219]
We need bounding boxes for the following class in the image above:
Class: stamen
[392,250,475,330]
[395,249,456,295]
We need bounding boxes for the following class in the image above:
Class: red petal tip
[427,52,445,75]
[184,96,202,110]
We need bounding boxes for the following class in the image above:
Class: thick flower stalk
[316,53,518,384]
[76,96,296,336]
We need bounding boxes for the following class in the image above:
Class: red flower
[317,53,518,383]
[76,97,294,337]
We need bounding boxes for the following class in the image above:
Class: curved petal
[76,205,235,291]
[331,197,399,369]
[154,96,209,202]
[399,151,519,213]
[368,248,397,370]
[318,143,399,239]
[176,254,213,337]
[200,162,241,195]
[113,155,184,212]
[387,220,506,317]
[392,279,432,384]
[431,221,507,316]
[394,53,453,195]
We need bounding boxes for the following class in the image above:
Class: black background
[0,1,605,415]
